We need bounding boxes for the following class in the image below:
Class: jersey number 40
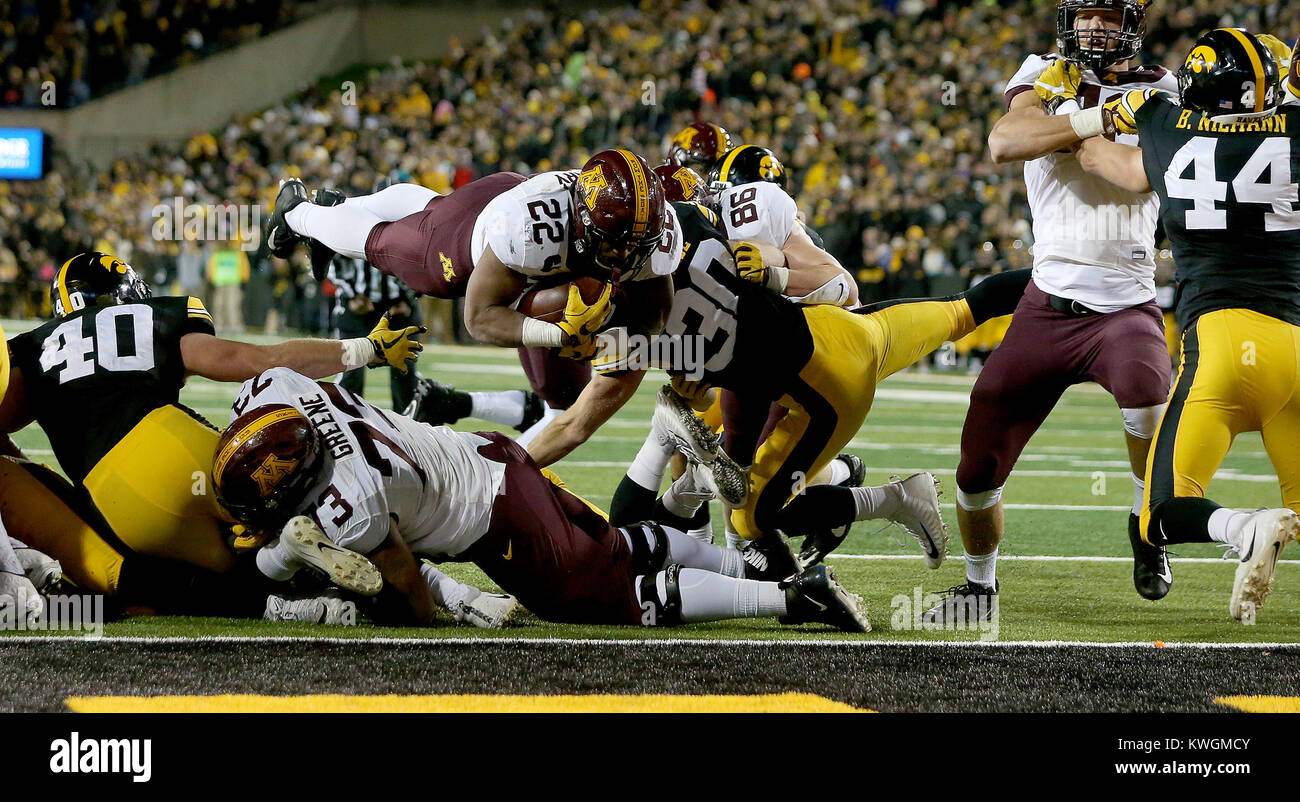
[38,305,156,384]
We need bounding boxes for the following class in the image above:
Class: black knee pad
[625,521,670,574]
[638,563,683,627]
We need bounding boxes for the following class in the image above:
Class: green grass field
[4,324,1295,644]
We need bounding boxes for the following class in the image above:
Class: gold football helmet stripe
[213,407,304,483]
[55,256,76,316]
[1222,27,1267,112]
[614,148,650,235]
[716,144,754,185]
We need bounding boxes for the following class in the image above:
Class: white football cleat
[1230,508,1298,622]
[885,472,948,569]
[652,386,748,507]
[14,544,62,593]
[280,516,383,596]
[0,571,43,628]
[453,590,519,629]
[264,593,353,625]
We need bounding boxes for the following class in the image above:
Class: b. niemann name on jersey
[298,394,355,459]
[1175,109,1288,134]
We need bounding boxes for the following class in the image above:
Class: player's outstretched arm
[1077,137,1151,194]
[179,314,424,383]
[779,223,859,305]
[989,89,1090,164]
[368,525,437,626]
[526,370,645,467]
[463,243,531,347]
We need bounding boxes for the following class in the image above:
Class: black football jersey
[1135,95,1300,328]
[8,296,216,483]
[668,201,813,395]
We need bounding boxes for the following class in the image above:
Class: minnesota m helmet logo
[577,166,609,211]
[251,454,299,496]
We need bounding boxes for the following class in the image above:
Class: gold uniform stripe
[213,407,303,480]
[717,144,752,184]
[1223,28,1266,112]
[615,148,650,235]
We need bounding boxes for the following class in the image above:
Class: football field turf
[5,329,1300,712]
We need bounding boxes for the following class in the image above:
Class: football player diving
[265,148,680,446]
[0,252,447,620]
[1076,29,1300,621]
[213,367,870,632]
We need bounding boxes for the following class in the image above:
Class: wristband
[767,266,790,293]
[1069,106,1106,139]
[521,317,566,348]
[341,337,375,370]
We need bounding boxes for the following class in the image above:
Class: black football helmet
[51,252,151,318]
[708,145,788,193]
[1178,29,1281,120]
[213,403,326,527]
[1057,0,1150,73]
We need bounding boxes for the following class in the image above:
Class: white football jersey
[1005,54,1178,312]
[470,170,682,282]
[231,368,504,559]
[715,181,799,247]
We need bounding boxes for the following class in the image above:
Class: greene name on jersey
[8,296,215,483]
[1133,94,1300,328]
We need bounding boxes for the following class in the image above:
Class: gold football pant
[731,299,976,539]
[81,405,235,575]
[1140,309,1300,542]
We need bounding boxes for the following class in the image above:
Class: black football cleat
[1129,512,1172,601]
[404,378,472,425]
[920,580,998,626]
[834,453,866,488]
[515,391,545,433]
[309,187,346,281]
[798,525,850,570]
[265,178,309,259]
[741,532,801,581]
[780,565,870,633]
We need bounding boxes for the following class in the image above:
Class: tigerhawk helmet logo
[577,166,609,211]
[251,454,299,496]
[1186,44,1217,74]
[758,154,783,181]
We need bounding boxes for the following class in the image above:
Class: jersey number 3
[1165,136,1300,232]
[38,305,156,384]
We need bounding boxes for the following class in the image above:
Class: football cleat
[1129,513,1171,601]
[280,516,383,596]
[885,472,947,569]
[1229,508,1298,622]
[920,580,998,626]
[265,178,309,259]
[452,590,519,629]
[405,378,472,425]
[741,532,801,582]
[667,463,716,513]
[515,391,544,433]
[780,565,870,633]
[309,187,346,280]
[833,453,867,488]
[264,593,353,625]
[798,525,850,571]
[653,386,748,507]
[13,543,62,594]
[0,570,43,628]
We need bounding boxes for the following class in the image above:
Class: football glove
[556,283,614,361]
[1034,59,1083,113]
[1101,89,1155,136]
[367,312,426,373]
[732,241,788,292]
[669,375,716,412]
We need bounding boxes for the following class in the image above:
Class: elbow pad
[788,273,853,307]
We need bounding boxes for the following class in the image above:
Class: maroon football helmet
[652,163,712,206]
[213,403,325,526]
[666,123,733,172]
[571,148,667,282]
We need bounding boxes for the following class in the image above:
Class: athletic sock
[420,562,473,611]
[685,502,713,544]
[0,533,22,576]
[284,202,377,259]
[1131,473,1145,516]
[513,403,561,447]
[655,569,785,622]
[962,268,1033,323]
[255,540,299,581]
[347,183,437,220]
[660,527,745,576]
[1208,508,1250,549]
[662,472,708,519]
[611,477,660,527]
[852,484,899,520]
[964,548,998,588]
[469,390,526,428]
[1149,497,1220,545]
[625,428,676,491]
[826,458,851,486]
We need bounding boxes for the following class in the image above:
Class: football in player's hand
[516,277,610,323]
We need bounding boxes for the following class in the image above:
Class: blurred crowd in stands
[0,0,1290,337]
[1,0,313,107]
